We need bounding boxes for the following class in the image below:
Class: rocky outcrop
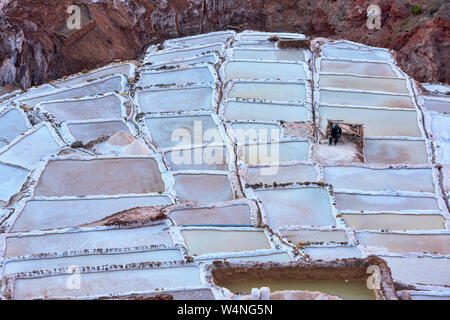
[0,0,448,90]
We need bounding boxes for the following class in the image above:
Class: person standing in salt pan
[329,122,342,146]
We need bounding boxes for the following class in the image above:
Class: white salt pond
[169,204,252,226]
[165,31,234,47]
[279,229,348,245]
[430,112,450,140]
[423,98,449,113]
[147,54,217,68]
[173,173,234,203]
[181,229,271,256]
[224,100,308,122]
[19,76,125,106]
[67,121,130,144]
[342,214,446,231]
[356,232,450,254]
[0,163,29,203]
[320,59,397,77]
[254,188,335,229]
[305,246,361,261]
[322,46,392,62]
[0,109,28,145]
[382,256,450,286]
[224,61,306,81]
[11,195,172,232]
[145,115,222,149]
[138,66,214,87]
[238,141,310,164]
[40,94,124,121]
[318,106,421,137]
[13,266,202,299]
[165,145,229,171]
[231,48,305,61]
[137,86,214,113]
[365,139,428,164]
[33,158,165,197]
[320,90,415,109]
[145,44,223,65]
[4,249,183,275]
[319,74,408,94]
[437,141,450,164]
[53,63,133,88]
[245,164,318,185]
[323,167,435,193]
[0,125,60,170]
[335,193,439,212]
[4,224,173,258]
[232,122,281,142]
[227,82,306,102]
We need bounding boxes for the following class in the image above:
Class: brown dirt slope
[0,0,448,89]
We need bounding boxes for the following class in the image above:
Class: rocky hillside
[0,0,448,89]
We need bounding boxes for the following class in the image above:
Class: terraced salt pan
[318,106,421,137]
[254,188,334,229]
[423,98,449,113]
[145,43,223,65]
[11,195,172,232]
[232,122,281,142]
[381,256,450,286]
[0,109,28,145]
[181,229,271,256]
[231,48,305,61]
[305,247,361,261]
[320,90,415,109]
[223,61,306,81]
[356,232,450,255]
[244,164,318,185]
[224,100,308,122]
[430,112,450,140]
[52,63,134,88]
[18,76,125,106]
[335,193,439,212]
[320,60,397,77]
[4,224,173,258]
[136,86,214,113]
[138,67,214,87]
[279,229,349,244]
[238,141,310,164]
[169,204,252,226]
[165,146,229,171]
[173,173,234,203]
[165,31,234,47]
[365,139,428,164]
[436,141,450,164]
[0,125,60,170]
[322,45,392,62]
[323,167,435,193]
[13,266,202,300]
[200,252,292,264]
[66,121,130,144]
[227,82,306,102]
[4,249,182,276]
[0,163,29,203]
[236,32,305,41]
[39,94,125,121]
[319,74,409,94]
[33,158,165,197]
[145,115,223,149]
[145,54,217,68]
[342,214,446,231]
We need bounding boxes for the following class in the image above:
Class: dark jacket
[331,125,342,137]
